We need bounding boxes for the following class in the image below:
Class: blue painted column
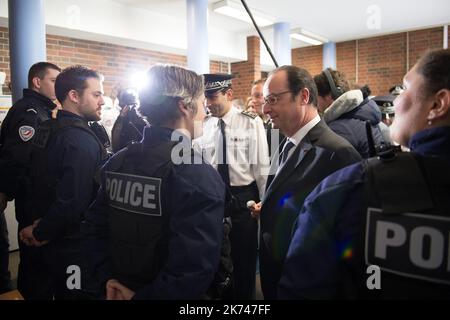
[273,22,291,66]
[323,42,337,70]
[8,0,47,103]
[186,0,209,74]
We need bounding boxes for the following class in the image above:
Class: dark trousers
[43,238,85,300]
[259,242,281,300]
[229,183,259,300]
[18,235,85,300]
[17,240,53,299]
[0,211,12,294]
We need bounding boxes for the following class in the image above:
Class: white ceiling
[0,0,447,67]
[112,0,450,47]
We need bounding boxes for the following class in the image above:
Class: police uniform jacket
[194,106,269,198]
[279,126,450,299]
[83,126,225,299]
[32,110,103,242]
[0,89,56,221]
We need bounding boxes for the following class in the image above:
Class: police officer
[194,74,270,299]
[279,48,450,299]
[0,62,61,299]
[19,65,107,299]
[82,65,225,300]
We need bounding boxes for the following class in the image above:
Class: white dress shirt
[193,106,270,199]
[275,115,321,175]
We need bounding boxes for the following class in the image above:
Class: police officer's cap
[204,73,235,94]
[389,85,405,96]
[372,95,395,114]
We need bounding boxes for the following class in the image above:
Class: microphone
[246,200,256,209]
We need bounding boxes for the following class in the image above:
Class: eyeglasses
[263,90,292,105]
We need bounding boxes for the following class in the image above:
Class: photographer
[111,89,148,152]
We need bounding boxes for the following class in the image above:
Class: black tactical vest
[30,117,107,228]
[102,141,177,290]
[350,151,450,299]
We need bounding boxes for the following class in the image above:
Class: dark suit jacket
[259,120,361,299]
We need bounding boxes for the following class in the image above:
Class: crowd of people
[0,48,448,300]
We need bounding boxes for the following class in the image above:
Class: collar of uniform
[22,88,57,110]
[57,109,87,122]
[409,126,450,159]
[143,126,191,147]
[143,126,173,146]
[218,105,239,127]
[288,114,321,146]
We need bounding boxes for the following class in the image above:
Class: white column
[186,0,209,74]
[273,22,291,66]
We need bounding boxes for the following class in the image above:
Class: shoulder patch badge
[241,110,258,119]
[18,126,35,142]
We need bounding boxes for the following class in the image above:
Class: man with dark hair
[0,61,60,298]
[0,62,60,211]
[19,65,107,299]
[194,73,269,300]
[83,64,225,300]
[314,68,386,158]
[280,49,450,300]
[249,65,361,299]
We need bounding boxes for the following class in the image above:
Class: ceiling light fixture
[212,0,274,27]
[290,28,328,46]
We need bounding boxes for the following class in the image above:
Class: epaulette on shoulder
[241,110,258,119]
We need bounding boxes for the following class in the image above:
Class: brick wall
[1,26,448,98]
[294,26,448,96]
[0,27,229,97]
[408,28,444,67]
[336,40,357,85]
[357,33,407,94]
[292,45,323,77]
[0,28,9,94]
[231,36,261,102]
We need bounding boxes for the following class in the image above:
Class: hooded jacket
[323,90,386,158]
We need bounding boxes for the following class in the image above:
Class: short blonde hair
[138,64,204,126]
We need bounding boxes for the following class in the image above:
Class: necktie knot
[280,140,295,164]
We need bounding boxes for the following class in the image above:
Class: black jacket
[0,89,56,225]
[259,120,361,299]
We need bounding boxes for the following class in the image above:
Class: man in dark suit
[250,65,361,299]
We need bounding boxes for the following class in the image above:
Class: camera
[118,89,138,109]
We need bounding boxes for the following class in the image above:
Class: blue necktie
[280,140,295,165]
